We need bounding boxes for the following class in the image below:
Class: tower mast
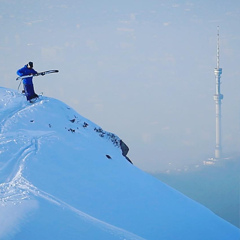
[213,26,223,159]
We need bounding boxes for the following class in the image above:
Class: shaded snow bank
[0,87,239,240]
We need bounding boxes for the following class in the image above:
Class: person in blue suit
[17,62,39,101]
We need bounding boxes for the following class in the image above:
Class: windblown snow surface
[0,87,239,240]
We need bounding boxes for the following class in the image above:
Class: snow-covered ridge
[0,87,239,240]
[0,88,131,163]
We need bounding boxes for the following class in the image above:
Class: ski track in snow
[1,170,145,240]
[0,131,54,182]
[0,150,145,240]
[0,90,53,182]
[20,179,146,240]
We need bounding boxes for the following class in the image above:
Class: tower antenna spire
[217,26,220,69]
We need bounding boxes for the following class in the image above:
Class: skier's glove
[41,72,45,76]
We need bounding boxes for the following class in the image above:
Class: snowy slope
[0,87,239,240]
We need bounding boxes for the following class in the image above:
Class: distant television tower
[213,26,223,159]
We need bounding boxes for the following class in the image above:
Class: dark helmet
[27,62,33,68]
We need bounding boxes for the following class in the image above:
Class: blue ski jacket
[17,65,38,85]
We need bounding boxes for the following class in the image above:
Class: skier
[17,62,41,102]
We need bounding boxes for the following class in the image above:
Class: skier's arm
[32,69,38,75]
[16,68,24,76]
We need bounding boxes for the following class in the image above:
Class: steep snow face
[0,87,239,240]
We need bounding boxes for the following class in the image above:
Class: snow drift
[0,87,239,240]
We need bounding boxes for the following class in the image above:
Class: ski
[28,93,44,104]
[16,70,59,81]
[29,97,39,103]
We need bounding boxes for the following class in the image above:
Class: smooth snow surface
[0,87,239,240]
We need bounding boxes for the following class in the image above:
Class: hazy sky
[1,0,240,172]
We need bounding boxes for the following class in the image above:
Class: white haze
[1,0,240,172]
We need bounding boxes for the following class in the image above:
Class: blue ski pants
[23,83,38,101]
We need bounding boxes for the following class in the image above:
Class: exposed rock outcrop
[120,140,132,164]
